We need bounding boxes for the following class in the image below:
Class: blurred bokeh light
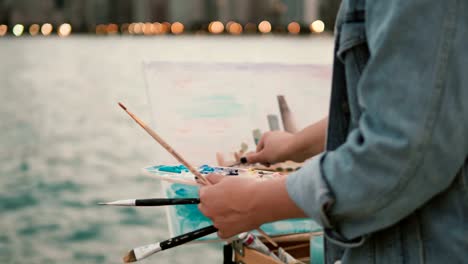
[0,24,8,36]
[12,24,24,37]
[258,21,272,34]
[0,1,339,37]
[58,23,72,37]
[170,22,184,35]
[209,21,224,34]
[227,22,243,35]
[41,23,53,36]
[29,24,40,36]
[310,20,325,33]
[287,22,301,35]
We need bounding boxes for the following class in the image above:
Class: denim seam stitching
[369,0,458,221]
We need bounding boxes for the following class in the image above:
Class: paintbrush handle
[277,95,298,133]
[136,198,200,206]
[122,106,208,184]
[160,225,218,250]
[142,125,205,181]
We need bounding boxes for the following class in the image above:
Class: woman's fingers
[256,133,268,152]
[245,151,266,165]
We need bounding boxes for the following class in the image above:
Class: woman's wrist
[279,134,301,161]
[250,177,307,226]
[288,118,328,161]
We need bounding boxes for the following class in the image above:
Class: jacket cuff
[286,153,335,229]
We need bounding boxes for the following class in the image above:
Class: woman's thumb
[244,151,267,164]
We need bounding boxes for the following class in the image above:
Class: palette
[143,164,322,241]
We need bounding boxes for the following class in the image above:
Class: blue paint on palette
[199,165,215,173]
[198,165,239,175]
[146,165,189,174]
[146,164,239,176]
[158,165,189,174]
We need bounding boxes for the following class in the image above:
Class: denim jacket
[287,0,468,263]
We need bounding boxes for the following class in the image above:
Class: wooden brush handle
[120,104,208,184]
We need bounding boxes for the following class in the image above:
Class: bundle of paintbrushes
[99,193,307,263]
[99,197,217,262]
[101,102,279,263]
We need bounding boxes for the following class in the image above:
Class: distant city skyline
[0,0,322,32]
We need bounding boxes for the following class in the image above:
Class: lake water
[0,35,334,264]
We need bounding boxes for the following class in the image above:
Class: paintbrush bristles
[123,250,136,263]
[118,102,127,111]
[117,102,209,185]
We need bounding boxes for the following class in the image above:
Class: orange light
[258,21,271,34]
[95,24,106,35]
[58,23,72,37]
[133,23,143,34]
[29,24,40,36]
[128,23,135,34]
[171,22,184,35]
[228,22,243,35]
[41,23,53,36]
[0,24,7,36]
[226,21,234,30]
[106,23,118,34]
[287,22,300,34]
[310,20,325,33]
[152,22,162,34]
[229,23,243,35]
[244,22,257,33]
[121,23,130,34]
[208,21,224,34]
[142,22,154,35]
[161,22,171,34]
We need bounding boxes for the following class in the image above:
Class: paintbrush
[118,102,209,185]
[98,198,200,207]
[267,114,280,131]
[123,225,218,263]
[277,95,298,133]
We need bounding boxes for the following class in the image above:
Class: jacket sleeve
[287,0,468,240]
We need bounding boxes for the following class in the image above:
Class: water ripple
[73,252,106,263]
[0,192,39,211]
[17,224,60,236]
[65,224,103,242]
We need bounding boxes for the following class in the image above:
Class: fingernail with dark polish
[240,157,247,164]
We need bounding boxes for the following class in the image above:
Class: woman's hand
[245,117,329,165]
[198,174,262,239]
[198,173,307,239]
[246,131,297,165]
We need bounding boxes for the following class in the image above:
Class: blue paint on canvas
[177,95,246,119]
[165,184,215,238]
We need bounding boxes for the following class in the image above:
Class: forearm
[288,117,328,162]
[251,177,307,225]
